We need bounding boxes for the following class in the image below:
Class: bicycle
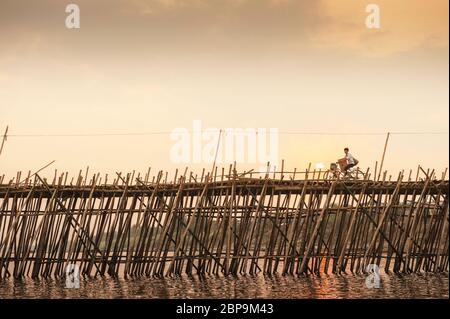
[328,159,364,180]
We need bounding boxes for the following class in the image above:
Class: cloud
[309,0,449,57]
[0,0,447,64]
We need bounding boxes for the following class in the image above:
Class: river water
[0,272,448,299]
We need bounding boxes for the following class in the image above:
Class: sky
[0,0,448,180]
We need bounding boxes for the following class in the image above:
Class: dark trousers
[344,163,356,172]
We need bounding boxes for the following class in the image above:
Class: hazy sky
[0,0,448,179]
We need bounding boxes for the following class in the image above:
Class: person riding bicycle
[343,147,359,175]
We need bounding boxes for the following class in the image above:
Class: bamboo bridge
[0,166,448,278]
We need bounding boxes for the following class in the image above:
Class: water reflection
[0,273,448,299]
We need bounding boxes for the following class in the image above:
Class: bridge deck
[0,179,448,197]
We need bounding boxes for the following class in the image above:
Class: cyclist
[343,147,359,175]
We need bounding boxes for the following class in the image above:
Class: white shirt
[346,153,355,165]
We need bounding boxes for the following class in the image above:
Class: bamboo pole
[377,132,390,181]
[0,126,8,158]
